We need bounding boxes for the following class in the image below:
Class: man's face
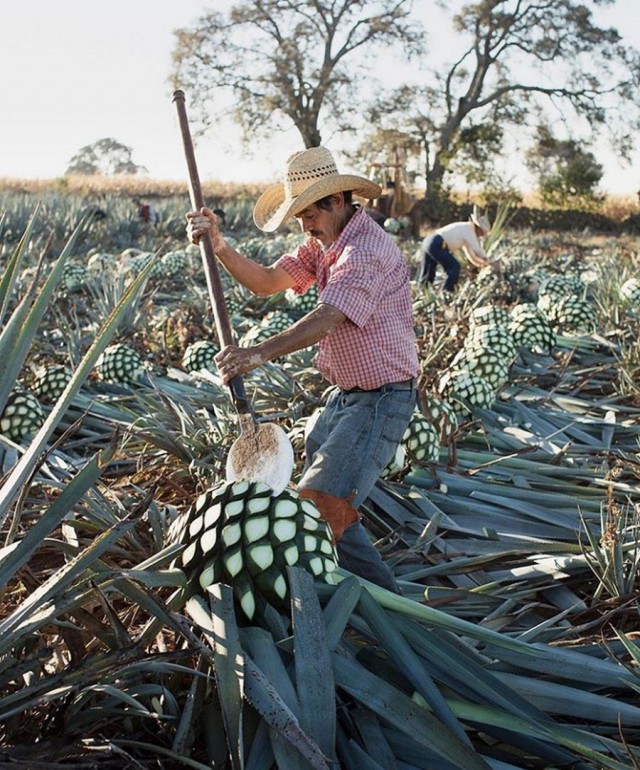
[294,196,342,246]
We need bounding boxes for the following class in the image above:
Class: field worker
[418,205,500,291]
[186,146,419,593]
[134,198,161,226]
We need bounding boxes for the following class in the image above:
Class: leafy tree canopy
[351,0,640,202]
[171,0,424,148]
[65,138,147,176]
[171,0,640,205]
[525,124,604,209]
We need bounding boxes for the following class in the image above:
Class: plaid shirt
[276,207,419,390]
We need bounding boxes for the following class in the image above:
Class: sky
[2,1,640,196]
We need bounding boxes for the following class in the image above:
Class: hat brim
[253,175,382,232]
[469,214,491,234]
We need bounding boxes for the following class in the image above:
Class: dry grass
[2,175,639,222]
[0,174,267,201]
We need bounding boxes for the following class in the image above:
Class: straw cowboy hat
[469,205,491,235]
[253,146,382,232]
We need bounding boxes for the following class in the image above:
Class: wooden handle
[172,89,249,413]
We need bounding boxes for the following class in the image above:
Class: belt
[341,378,416,395]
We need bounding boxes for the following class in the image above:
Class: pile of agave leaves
[1,201,640,770]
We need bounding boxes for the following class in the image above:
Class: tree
[65,138,146,176]
[356,0,640,204]
[525,124,604,208]
[170,0,424,148]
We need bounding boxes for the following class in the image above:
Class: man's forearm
[215,241,293,296]
[257,303,346,360]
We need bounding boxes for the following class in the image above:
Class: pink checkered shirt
[276,206,419,391]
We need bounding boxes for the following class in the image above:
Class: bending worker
[186,146,419,594]
[418,206,499,291]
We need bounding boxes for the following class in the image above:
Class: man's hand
[215,345,264,384]
[185,207,226,252]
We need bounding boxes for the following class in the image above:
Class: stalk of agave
[620,277,640,306]
[547,295,597,333]
[538,274,576,300]
[123,252,160,278]
[32,364,73,402]
[96,343,146,385]
[438,369,495,416]
[61,262,89,293]
[421,393,459,441]
[469,304,511,328]
[402,410,440,464]
[239,310,293,349]
[167,480,338,619]
[381,443,406,478]
[0,387,46,443]
[508,305,556,353]
[182,340,219,374]
[87,251,118,273]
[450,346,511,389]
[286,284,319,317]
[464,323,517,365]
[160,250,189,278]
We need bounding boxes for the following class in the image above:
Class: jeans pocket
[372,391,416,470]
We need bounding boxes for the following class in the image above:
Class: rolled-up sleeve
[275,242,319,294]
[320,248,384,327]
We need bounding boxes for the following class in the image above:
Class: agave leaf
[111,739,222,770]
[187,587,244,770]
[241,626,307,770]
[0,516,138,655]
[0,211,33,325]
[243,654,332,770]
[349,708,398,770]
[241,627,300,713]
[0,216,83,412]
[333,653,491,770]
[484,640,637,689]
[0,253,155,530]
[320,574,362,652]
[335,732,389,770]
[495,670,640,724]
[172,655,208,756]
[357,589,470,745]
[288,566,336,762]
[448,698,638,770]
[0,442,115,590]
[244,719,275,770]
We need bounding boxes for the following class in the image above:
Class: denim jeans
[299,381,417,592]
[418,233,461,291]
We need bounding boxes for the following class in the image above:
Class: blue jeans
[418,233,460,291]
[299,381,417,592]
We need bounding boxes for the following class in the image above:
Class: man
[186,146,419,593]
[418,206,500,292]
